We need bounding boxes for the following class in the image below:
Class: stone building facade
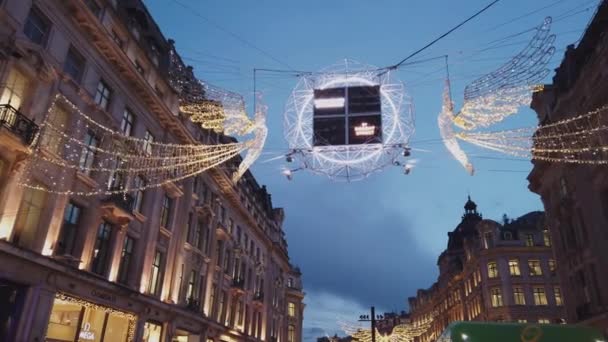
[407,198,564,342]
[0,0,304,341]
[528,0,608,333]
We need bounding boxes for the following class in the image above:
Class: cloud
[302,290,377,342]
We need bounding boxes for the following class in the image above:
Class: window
[111,30,124,48]
[148,250,164,296]
[121,109,135,136]
[517,319,528,323]
[193,220,202,250]
[143,322,162,342]
[508,259,521,276]
[528,260,543,276]
[186,213,194,244]
[538,319,550,324]
[554,287,563,306]
[288,302,296,317]
[107,157,126,190]
[135,60,146,75]
[525,233,534,247]
[217,291,226,322]
[41,105,69,155]
[548,259,557,275]
[223,249,231,274]
[209,284,216,317]
[187,270,198,300]
[216,240,224,266]
[483,232,493,249]
[201,224,210,255]
[1,68,30,110]
[55,202,81,256]
[491,288,503,307]
[220,206,226,224]
[143,130,154,155]
[117,236,135,284]
[288,325,296,342]
[91,221,113,276]
[24,7,50,45]
[543,230,551,247]
[133,176,145,213]
[12,186,47,246]
[63,46,85,83]
[513,287,526,305]
[487,261,499,278]
[160,195,172,229]
[78,131,99,176]
[533,287,548,306]
[94,80,112,111]
[228,218,234,235]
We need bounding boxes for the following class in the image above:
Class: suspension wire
[381,0,501,75]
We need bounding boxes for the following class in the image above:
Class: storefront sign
[78,322,95,341]
[91,289,116,303]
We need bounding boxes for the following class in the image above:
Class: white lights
[440,17,556,173]
[354,122,376,136]
[284,60,415,181]
[461,333,468,340]
[314,97,345,109]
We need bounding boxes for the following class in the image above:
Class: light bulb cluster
[457,105,608,165]
[440,17,557,173]
[18,94,249,196]
[340,320,431,342]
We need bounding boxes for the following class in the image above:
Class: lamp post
[358,306,390,342]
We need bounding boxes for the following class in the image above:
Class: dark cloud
[274,175,439,311]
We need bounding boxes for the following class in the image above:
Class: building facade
[0,0,304,341]
[528,0,608,333]
[408,198,564,342]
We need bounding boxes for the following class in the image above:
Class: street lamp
[357,306,390,342]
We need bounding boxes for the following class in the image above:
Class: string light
[18,94,254,196]
[340,320,432,342]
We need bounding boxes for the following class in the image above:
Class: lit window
[1,68,30,109]
[533,287,548,306]
[528,260,543,276]
[143,322,162,342]
[24,7,50,45]
[491,288,503,307]
[484,232,494,249]
[12,185,47,246]
[91,221,113,276]
[525,233,534,247]
[148,250,164,296]
[508,259,521,276]
[117,236,135,284]
[288,302,296,317]
[487,261,499,278]
[121,109,135,136]
[160,195,172,229]
[517,319,527,323]
[63,46,86,83]
[288,325,296,342]
[187,270,198,301]
[513,287,526,305]
[142,130,154,155]
[538,319,550,324]
[543,230,551,247]
[554,287,563,306]
[55,202,81,256]
[548,259,557,275]
[41,106,68,155]
[94,80,112,111]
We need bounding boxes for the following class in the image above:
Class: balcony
[231,277,245,294]
[0,104,39,147]
[100,191,135,225]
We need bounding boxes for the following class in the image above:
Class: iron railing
[0,104,39,145]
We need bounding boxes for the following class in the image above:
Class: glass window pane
[104,313,130,342]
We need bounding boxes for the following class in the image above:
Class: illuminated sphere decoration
[284,60,415,181]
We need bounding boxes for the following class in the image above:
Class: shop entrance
[0,279,26,341]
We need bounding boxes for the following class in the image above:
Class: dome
[464,195,477,211]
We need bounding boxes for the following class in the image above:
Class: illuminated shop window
[45,294,135,342]
[143,321,162,342]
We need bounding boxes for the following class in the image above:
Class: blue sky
[146,0,596,339]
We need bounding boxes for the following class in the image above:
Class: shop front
[45,293,136,342]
